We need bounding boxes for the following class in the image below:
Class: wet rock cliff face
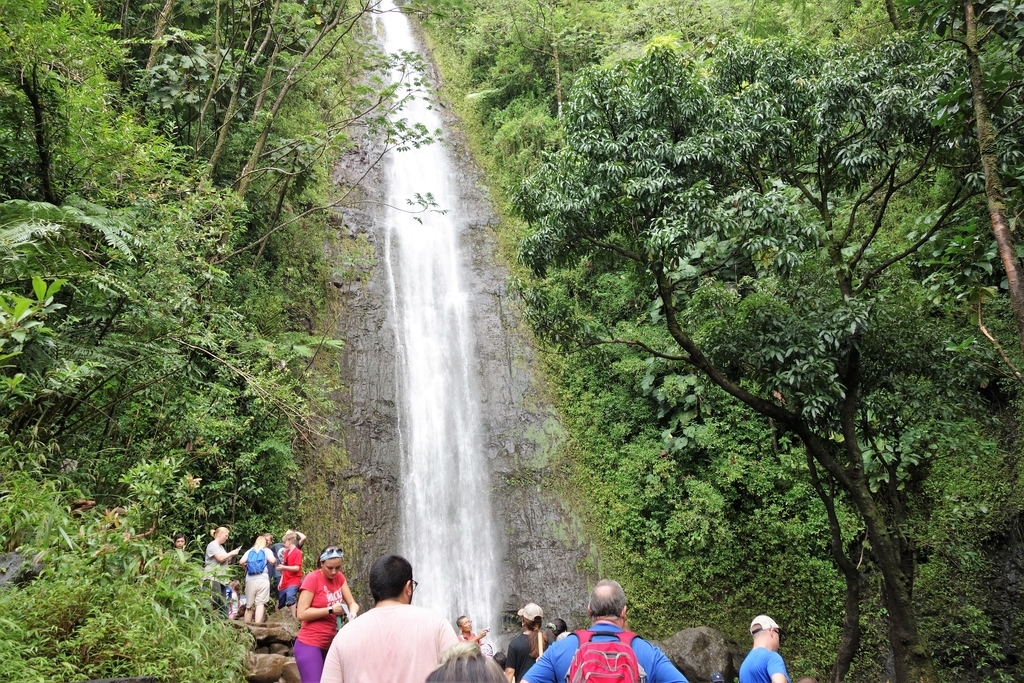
[328,85,593,633]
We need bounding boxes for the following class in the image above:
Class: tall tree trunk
[20,66,57,204]
[964,0,1024,355]
[250,41,280,122]
[145,0,175,69]
[552,38,562,119]
[651,270,938,683]
[807,455,861,683]
[236,2,362,194]
[884,0,901,30]
[206,2,265,177]
[194,0,226,158]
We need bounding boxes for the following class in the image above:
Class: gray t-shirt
[204,540,228,581]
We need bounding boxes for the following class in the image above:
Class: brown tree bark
[236,1,365,195]
[807,455,861,683]
[145,0,175,70]
[964,0,1024,355]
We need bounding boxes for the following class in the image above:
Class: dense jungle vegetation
[422,0,1024,682]
[3,0,1024,680]
[0,0,434,679]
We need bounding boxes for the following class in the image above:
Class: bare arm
[287,529,308,548]
[296,589,329,622]
[342,581,360,618]
[505,667,515,683]
[772,675,788,683]
[213,546,241,563]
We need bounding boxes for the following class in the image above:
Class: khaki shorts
[245,575,271,606]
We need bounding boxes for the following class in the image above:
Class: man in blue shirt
[739,615,790,683]
[522,579,688,683]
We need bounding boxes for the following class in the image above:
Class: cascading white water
[376,0,500,633]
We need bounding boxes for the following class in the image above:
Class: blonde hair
[253,535,267,551]
[284,531,298,544]
[210,526,229,538]
[428,642,504,683]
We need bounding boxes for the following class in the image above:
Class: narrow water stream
[375,0,500,629]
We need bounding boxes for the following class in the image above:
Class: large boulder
[245,653,287,683]
[247,614,300,646]
[655,626,741,683]
[281,658,301,683]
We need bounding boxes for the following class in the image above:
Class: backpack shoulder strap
[579,629,638,645]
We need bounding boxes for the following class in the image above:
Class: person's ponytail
[527,616,545,659]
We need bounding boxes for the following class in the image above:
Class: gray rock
[247,617,300,646]
[656,626,740,683]
[245,653,287,683]
[0,552,41,589]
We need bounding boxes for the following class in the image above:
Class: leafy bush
[0,465,250,682]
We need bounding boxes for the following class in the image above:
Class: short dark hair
[172,533,186,544]
[588,579,627,619]
[553,618,567,635]
[369,554,413,602]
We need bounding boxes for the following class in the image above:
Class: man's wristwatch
[328,605,335,615]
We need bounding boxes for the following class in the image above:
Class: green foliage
[427,1,1024,678]
[0,0,386,677]
[0,465,250,682]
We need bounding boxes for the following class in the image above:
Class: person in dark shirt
[505,602,551,682]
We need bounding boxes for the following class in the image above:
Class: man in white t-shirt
[321,554,458,683]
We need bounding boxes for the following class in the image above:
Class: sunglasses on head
[320,547,344,562]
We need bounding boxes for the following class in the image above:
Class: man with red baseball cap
[739,615,790,683]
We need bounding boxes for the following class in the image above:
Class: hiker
[320,554,459,682]
[263,533,279,606]
[277,530,307,617]
[457,615,493,657]
[227,579,242,619]
[173,533,187,550]
[294,546,360,682]
[456,615,490,645]
[505,602,552,683]
[551,618,569,641]
[739,615,790,683]
[203,526,241,615]
[426,642,506,683]
[521,579,687,683]
[240,535,277,624]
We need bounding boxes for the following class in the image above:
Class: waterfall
[375,0,500,633]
